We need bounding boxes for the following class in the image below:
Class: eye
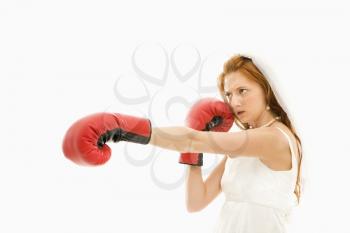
[224,92,232,97]
[239,88,247,94]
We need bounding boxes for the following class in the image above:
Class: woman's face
[224,71,267,124]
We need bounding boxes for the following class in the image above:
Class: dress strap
[275,127,297,170]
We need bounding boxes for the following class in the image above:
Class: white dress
[213,127,298,233]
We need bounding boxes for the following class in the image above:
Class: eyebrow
[224,86,248,93]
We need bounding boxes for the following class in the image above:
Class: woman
[62,54,303,233]
[184,55,303,233]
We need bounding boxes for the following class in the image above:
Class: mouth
[237,111,245,116]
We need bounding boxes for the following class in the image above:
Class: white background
[1,0,349,232]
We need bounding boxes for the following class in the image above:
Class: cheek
[244,94,256,105]
[245,93,263,113]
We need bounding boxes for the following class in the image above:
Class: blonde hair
[217,54,303,204]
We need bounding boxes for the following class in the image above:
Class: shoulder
[272,122,301,161]
[271,122,297,148]
[233,125,289,159]
[257,124,291,153]
[267,122,300,165]
[241,123,291,162]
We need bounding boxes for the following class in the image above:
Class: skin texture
[149,71,296,212]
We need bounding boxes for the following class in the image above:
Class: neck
[248,111,279,129]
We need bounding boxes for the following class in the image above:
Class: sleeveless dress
[213,127,298,233]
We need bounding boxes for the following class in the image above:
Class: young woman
[63,55,303,233]
[150,55,303,232]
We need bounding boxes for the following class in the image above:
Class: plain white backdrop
[1,0,349,232]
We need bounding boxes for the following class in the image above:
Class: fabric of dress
[213,127,298,233]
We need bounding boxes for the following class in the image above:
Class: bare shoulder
[261,122,299,170]
[270,122,294,141]
[272,122,299,151]
[274,122,301,162]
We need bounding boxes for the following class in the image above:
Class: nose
[230,96,242,108]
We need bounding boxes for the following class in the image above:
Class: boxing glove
[62,112,151,166]
[179,98,234,166]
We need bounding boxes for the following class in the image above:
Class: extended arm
[149,126,196,153]
[149,126,285,159]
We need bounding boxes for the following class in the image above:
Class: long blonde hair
[217,55,303,204]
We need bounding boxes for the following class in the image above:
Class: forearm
[149,126,196,152]
[149,127,209,211]
[185,166,206,211]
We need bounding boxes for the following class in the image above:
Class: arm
[149,127,227,212]
[149,126,196,153]
[186,156,228,212]
[149,126,286,160]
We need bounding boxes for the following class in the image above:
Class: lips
[237,111,245,115]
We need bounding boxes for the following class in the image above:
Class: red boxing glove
[179,98,234,166]
[62,112,152,166]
